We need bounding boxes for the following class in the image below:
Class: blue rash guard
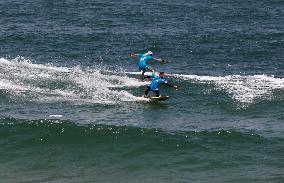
[149,77,168,91]
[138,53,154,72]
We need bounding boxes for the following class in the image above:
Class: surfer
[128,51,166,81]
[144,72,177,97]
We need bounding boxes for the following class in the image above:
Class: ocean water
[0,0,283,182]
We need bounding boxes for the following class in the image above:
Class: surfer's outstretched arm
[153,57,167,63]
[166,82,178,90]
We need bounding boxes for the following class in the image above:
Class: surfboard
[147,96,171,101]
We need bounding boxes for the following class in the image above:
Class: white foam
[0,57,148,104]
[4,57,282,106]
[0,79,29,92]
[93,70,284,104]
[172,74,284,104]
[49,115,63,118]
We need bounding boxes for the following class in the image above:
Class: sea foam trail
[175,74,284,104]
[126,71,284,104]
[0,57,148,104]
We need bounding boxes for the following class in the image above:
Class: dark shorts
[146,86,159,97]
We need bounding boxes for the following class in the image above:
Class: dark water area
[0,118,283,182]
[0,0,283,182]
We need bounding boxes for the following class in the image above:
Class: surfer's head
[147,51,153,56]
[159,72,165,78]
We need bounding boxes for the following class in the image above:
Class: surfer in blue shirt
[129,51,166,80]
[144,72,177,97]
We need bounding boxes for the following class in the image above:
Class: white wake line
[0,58,147,88]
[125,71,284,84]
[0,58,71,73]
[126,71,284,104]
[126,71,283,79]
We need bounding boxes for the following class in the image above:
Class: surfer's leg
[147,66,154,72]
[144,86,150,97]
[154,90,160,97]
[141,69,146,81]
[141,71,145,80]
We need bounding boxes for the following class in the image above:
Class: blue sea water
[0,0,283,182]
